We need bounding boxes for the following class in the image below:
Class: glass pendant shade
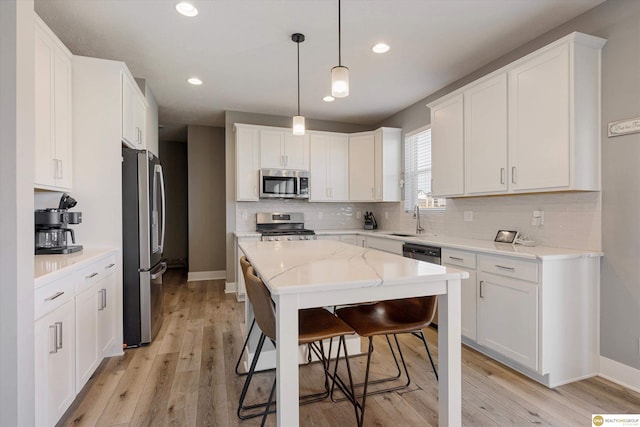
[331,66,349,98]
[292,115,305,135]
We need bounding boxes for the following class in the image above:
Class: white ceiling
[34,0,605,141]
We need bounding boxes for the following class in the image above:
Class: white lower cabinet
[75,283,100,392]
[365,236,403,255]
[35,250,119,426]
[35,298,76,427]
[442,248,477,340]
[477,271,538,370]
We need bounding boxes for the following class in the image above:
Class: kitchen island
[238,239,468,427]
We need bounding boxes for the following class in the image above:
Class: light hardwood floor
[58,270,640,426]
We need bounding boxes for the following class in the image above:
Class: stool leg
[261,378,277,427]
[417,330,438,381]
[234,318,256,376]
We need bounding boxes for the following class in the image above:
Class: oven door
[260,169,299,198]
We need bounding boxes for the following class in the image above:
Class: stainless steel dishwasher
[402,242,442,326]
[402,242,441,265]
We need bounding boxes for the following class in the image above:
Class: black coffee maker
[35,193,83,255]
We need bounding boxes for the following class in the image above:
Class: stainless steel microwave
[260,169,309,199]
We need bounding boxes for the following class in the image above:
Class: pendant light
[331,0,349,98]
[292,33,305,135]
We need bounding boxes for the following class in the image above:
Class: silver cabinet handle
[500,168,505,185]
[479,281,484,298]
[45,291,64,301]
[49,325,58,354]
[55,321,63,350]
[495,264,516,271]
[86,272,98,279]
[448,256,464,262]
[511,166,517,184]
[103,288,107,309]
[98,289,105,311]
[285,155,288,166]
[105,263,116,269]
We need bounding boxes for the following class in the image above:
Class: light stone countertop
[237,239,468,295]
[236,229,602,261]
[35,247,118,285]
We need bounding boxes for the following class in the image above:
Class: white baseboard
[225,281,236,294]
[599,356,640,393]
[187,270,226,282]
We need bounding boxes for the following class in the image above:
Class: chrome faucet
[414,205,424,234]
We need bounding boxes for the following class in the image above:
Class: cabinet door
[34,23,55,187]
[431,95,464,197]
[283,133,307,169]
[442,264,477,340]
[98,264,117,356]
[121,73,137,146]
[465,74,508,194]
[260,129,285,169]
[349,133,375,201]
[236,126,260,201]
[75,283,100,392]
[53,49,73,188]
[328,135,349,201]
[309,134,330,201]
[508,43,570,191]
[478,273,538,370]
[35,299,76,427]
[374,128,401,202]
[134,94,146,149]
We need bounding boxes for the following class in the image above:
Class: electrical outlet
[464,211,473,222]
[318,212,323,220]
[356,211,361,219]
[385,212,389,219]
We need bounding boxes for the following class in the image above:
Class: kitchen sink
[388,232,437,238]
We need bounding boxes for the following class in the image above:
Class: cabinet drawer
[366,236,403,255]
[442,248,477,269]
[76,256,113,292]
[479,254,538,283]
[35,273,75,320]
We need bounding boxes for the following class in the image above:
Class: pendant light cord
[338,0,342,66]
[297,39,301,115]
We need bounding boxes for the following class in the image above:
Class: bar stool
[335,296,438,426]
[237,260,359,426]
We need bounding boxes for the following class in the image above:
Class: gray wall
[187,125,226,273]
[224,110,373,282]
[159,140,188,267]
[380,0,640,371]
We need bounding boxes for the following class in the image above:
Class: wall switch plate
[356,211,361,219]
[385,212,389,219]
[464,211,473,222]
[318,212,323,220]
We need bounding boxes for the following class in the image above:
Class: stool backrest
[243,265,277,341]
[384,295,437,325]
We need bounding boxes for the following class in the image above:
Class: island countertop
[238,239,468,295]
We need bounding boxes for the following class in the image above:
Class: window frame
[403,125,446,212]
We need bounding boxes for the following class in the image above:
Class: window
[403,126,446,211]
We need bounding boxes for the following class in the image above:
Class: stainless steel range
[256,212,316,242]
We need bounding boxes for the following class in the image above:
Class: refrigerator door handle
[155,164,166,254]
[150,261,167,280]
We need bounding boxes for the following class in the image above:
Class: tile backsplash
[238,191,602,251]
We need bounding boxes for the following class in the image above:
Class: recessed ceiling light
[187,77,203,85]
[372,43,390,54]
[176,2,198,17]
[323,95,335,102]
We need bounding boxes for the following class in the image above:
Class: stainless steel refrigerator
[122,147,167,347]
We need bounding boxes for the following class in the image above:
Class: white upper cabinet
[34,14,73,190]
[429,32,606,198]
[349,132,376,201]
[464,74,508,195]
[236,125,260,201]
[260,129,308,170]
[121,72,147,149]
[374,127,402,202]
[430,94,464,197]
[309,132,349,202]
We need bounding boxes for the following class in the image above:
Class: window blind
[404,127,445,211]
